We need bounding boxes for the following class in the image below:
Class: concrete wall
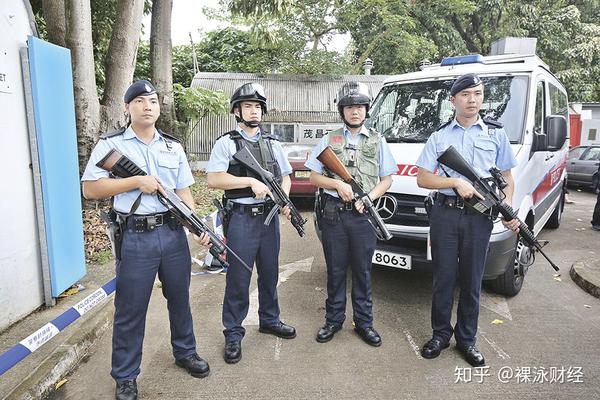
[0,2,44,331]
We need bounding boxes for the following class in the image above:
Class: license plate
[372,250,411,270]
[294,170,311,179]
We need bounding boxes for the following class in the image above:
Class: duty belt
[230,201,275,217]
[323,193,355,212]
[128,212,173,232]
[434,193,483,215]
[435,193,464,209]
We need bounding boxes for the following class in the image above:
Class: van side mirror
[545,115,567,151]
[532,131,548,152]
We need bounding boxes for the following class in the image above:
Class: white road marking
[244,257,314,326]
[480,291,512,321]
[274,337,282,360]
[479,329,510,360]
[403,328,424,360]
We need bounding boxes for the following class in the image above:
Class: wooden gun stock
[317,146,353,183]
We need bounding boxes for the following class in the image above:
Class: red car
[284,144,317,197]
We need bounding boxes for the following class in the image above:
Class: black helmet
[336,82,372,115]
[230,83,267,114]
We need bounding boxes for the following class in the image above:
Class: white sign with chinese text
[298,124,339,144]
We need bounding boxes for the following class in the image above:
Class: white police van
[367,43,569,296]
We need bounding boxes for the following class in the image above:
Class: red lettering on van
[395,164,419,177]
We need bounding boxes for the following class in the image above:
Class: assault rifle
[232,146,307,237]
[96,149,252,273]
[316,146,393,241]
[437,145,560,272]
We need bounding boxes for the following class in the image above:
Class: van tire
[490,238,526,297]
[545,188,565,229]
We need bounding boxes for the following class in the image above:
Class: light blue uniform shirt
[81,126,195,214]
[304,125,398,198]
[416,118,518,196]
[205,126,292,204]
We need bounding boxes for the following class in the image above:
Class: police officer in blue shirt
[82,80,210,400]
[305,82,398,347]
[206,83,296,364]
[415,73,519,367]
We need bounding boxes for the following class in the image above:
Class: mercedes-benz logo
[374,195,397,220]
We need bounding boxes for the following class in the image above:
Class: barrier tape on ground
[0,278,116,376]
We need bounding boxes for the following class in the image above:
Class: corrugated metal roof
[187,73,390,159]
[191,72,390,114]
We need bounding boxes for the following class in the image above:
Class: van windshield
[366,76,528,143]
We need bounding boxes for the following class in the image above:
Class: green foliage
[173,83,229,121]
[172,83,229,146]
[336,0,600,100]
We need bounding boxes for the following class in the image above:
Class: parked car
[567,145,600,191]
[283,143,317,197]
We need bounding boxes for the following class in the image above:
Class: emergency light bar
[440,54,484,66]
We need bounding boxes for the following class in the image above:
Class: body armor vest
[224,130,282,199]
[323,128,381,193]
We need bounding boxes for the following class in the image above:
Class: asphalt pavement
[1,190,599,399]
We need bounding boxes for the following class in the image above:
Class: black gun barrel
[437,146,559,272]
[96,149,252,272]
[350,181,393,241]
[233,146,307,237]
[495,202,560,271]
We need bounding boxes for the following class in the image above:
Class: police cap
[124,80,157,104]
[450,73,483,97]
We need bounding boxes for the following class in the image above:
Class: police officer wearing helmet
[206,82,296,364]
[415,73,519,366]
[82,80,210,400]
[305,82,398,346]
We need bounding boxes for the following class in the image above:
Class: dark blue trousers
[222,209,281,342]
[111,222,196,382]
[428,203,493,347]
[592,189,600,226]
[321,209,377,329]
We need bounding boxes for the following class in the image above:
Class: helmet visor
[236,83,267,101]
[337,82,372,106]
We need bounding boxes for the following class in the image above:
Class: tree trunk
[100,0,145,133]
[42,0,67,47]
[150,0,177,135]
[65,0,100,175]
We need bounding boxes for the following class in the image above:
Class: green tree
[173,84,229,150]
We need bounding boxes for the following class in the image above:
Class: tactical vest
[224,130,282,199]
[323,128,381,193]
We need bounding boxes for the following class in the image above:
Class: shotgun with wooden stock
[96,148,252,273]
[316,146,392,241]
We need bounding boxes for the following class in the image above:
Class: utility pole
[189,32,199,75]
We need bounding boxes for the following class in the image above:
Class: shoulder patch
[436,120,452,131]
[483,118,503,128]
[158,130,181,144]
[99,127,126,139]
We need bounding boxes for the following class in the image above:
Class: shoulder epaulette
[99,127,126,139]
[483,118,503,128]
[367,127,382,137]
[262,132,280,141]
[436,120,452,131]
[158,130,181,143]
[217,130,240,140]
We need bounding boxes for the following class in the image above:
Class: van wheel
[545,188,564,229]
[490,238,529,297]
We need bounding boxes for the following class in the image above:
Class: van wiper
[385,137,424,143]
